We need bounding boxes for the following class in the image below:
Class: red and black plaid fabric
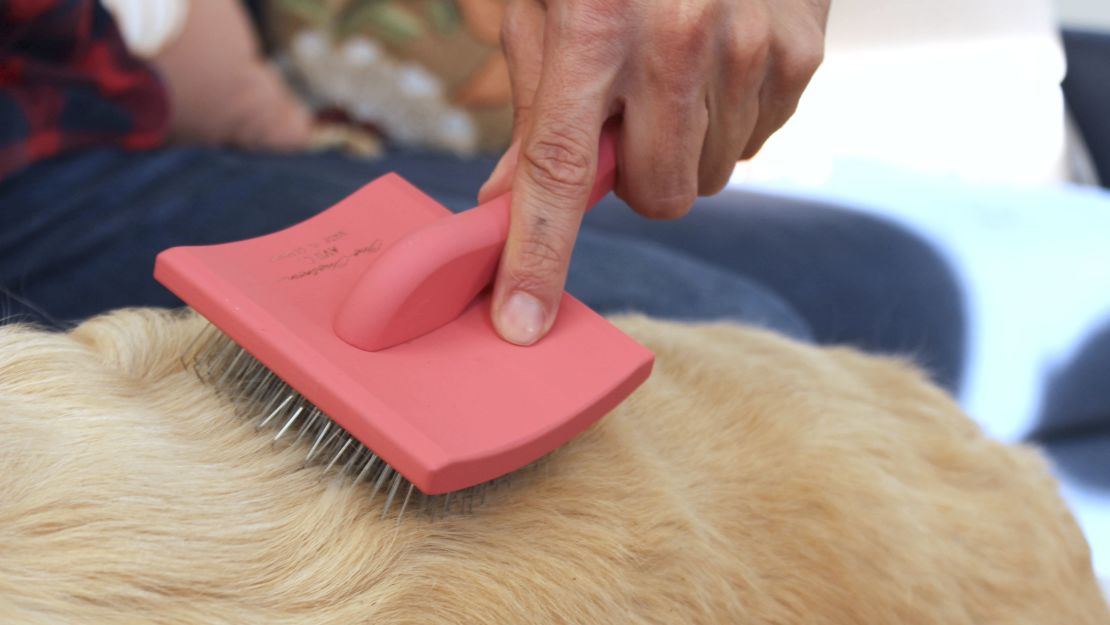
[0,0,169,181]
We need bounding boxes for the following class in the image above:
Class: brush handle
[334,124,619,352]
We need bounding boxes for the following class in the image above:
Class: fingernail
[498,291,545,345]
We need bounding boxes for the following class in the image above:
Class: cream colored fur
[0,309,1105,624]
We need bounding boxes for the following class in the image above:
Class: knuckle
[561,1,626,40]
[730,30,772,71]
[726,7,772,70]
[721,39,771,90]
[555,2,629,64]
[742,128,776,160]
[629,188,696,220]
[655,9,712,55]
[699,165,733,196]
[643,59,691,102]
[778,35,825,88]
[521,129,594,200]
[506,236,567,292]
[643,52,701,101]
[519,236,564,271]
[645,8,714,80]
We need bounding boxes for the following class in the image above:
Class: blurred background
[1059,0,1110,29]
[730,0,1110,580]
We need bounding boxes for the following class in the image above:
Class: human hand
[478,0,829,345]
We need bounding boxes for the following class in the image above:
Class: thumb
[478,139,520,204]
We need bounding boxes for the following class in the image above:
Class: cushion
[267,0,512,155]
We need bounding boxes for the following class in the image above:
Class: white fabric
[100,0,189,58]
[739,0,1072,186]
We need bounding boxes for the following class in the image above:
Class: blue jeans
[1064,29,1110,188]
[0,145,965,396]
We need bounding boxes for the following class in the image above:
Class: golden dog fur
[0,309,1106,624]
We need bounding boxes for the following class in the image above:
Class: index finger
[490,15,618,345]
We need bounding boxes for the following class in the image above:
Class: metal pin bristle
[184,324,529,520]
[305,422,333,464]
[381,472,403,519]
[396,484,415,523]
[272,404,305,443]
[322,436,354,475]
[339,445,366,481]
[257,394,295,430]
[354,453,379,484]
[370,465,394,500]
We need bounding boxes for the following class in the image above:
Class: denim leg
[0,147,809,340]
[569,229,811,341]
[0,147,498,322]
[1063,29,1110,187]
[583,191,967,392]
[1031,320,1110,490]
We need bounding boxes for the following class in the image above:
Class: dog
[0,308,1106,624]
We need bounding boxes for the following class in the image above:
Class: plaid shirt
[0,0,168,181]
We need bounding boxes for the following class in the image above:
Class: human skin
[479,0,831,345]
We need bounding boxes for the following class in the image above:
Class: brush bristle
[182,323,530,520]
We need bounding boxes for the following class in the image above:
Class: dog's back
[0,309,1105,624]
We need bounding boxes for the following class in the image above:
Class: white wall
[1056,0,1110,29]
[737,0,1070,186]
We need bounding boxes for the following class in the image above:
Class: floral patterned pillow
[267,0,512,155]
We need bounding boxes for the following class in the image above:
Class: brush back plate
[154,175,654,494]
